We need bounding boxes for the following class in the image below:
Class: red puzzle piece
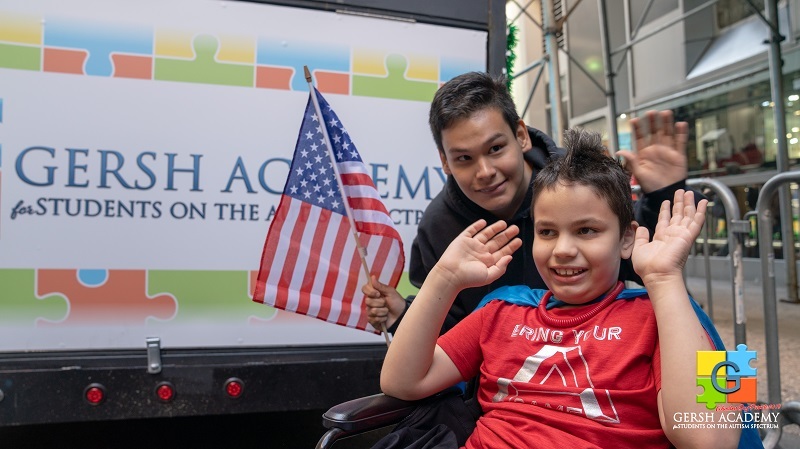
[38,269,176,325]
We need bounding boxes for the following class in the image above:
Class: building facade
[509,0,800,258]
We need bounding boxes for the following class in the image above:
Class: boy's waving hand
[632,189,708,286]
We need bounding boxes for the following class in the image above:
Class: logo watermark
[686,344,781,430]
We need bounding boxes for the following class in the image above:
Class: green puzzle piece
[0,269,68,325]
[352,54,438,103]
[148,270,418,325]
[0,43,41,71]
[154,34,253,87]
[147,270,276,323]
[697,377,727,410]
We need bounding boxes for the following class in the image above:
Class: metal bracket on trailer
[146,337,162,374]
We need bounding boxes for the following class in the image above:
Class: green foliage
[506,22,519,92]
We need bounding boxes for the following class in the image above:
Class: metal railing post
[687,179,749,345]
[703,201,714,322]
[755,171,800,405]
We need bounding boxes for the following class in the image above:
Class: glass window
[629,0,678,31]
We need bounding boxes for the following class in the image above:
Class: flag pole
[304,66,391,347]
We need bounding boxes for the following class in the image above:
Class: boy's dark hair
[428,71,519,153]
[533,128,634,235]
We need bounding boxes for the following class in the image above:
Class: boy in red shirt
[380,128,741,448]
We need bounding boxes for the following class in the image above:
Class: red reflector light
[224,378,244,398]
[84,383,106,405]
[155,382,175,402]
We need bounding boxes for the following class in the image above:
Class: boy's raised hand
[432,219,522,291]
[617,110,688,193]
[632,190,707,286]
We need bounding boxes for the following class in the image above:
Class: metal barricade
[756,171,800,406]
[754,172,800,449]
[687,178,749,346]
[631,181,746,341]
[633,178,800,448]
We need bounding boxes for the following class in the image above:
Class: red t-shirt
[438,296,670,449]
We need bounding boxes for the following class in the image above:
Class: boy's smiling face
[439,107,532,221]
[533,182,636,304]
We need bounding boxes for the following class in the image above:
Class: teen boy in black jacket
[364,72,693,334]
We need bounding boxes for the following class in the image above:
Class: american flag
[253,89,405,334]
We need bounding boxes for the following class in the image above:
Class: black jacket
[394,126,688,334]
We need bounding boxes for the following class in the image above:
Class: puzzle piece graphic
[697,377,727,410]
[256,66,293,90]
[110,54,152,79]
[155,33,253,87]
[147,270,276,325]
[696,350,726,376]
[440,56,484,83]
[37,269,176,325]
[156,29,253,63]
[727,343,757,377]
[352,52,438,102]
[353,49,437,81]
[0,269,68,325]
[0,12,42,71]
[256,38,349,92]
[314,70,349,95]
[727,377,757,403]
[43,18,152,76]
[43,48,87,74]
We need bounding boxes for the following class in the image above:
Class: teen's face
[532,183,636,304]
[439,108,532,220]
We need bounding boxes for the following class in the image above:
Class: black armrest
[317,387,464,449]
[322,392,417,433]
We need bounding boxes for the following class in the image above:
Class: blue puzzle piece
[727,343,757,377]
[256,38,349,91]
[440,56,484,83]
[44,18,152,76]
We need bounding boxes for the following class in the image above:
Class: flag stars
[284,95,372,216]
